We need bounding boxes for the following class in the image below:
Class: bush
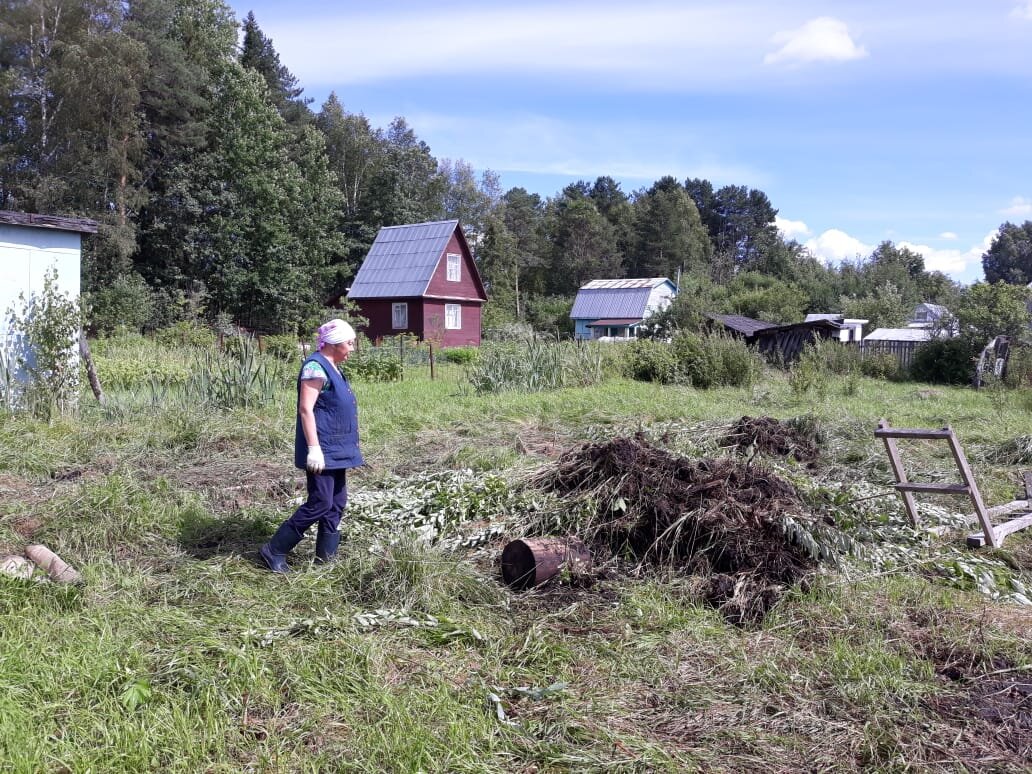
[344,349,404,382]
[910,339,975,385]
[1004,345,1032,388]
[260,334,303,362]
[626,339,682,384]
[626,333,760,388]
[788,343,829,398]
[817,341,863,375]
[84,274,153,335]
[860,352,905,381]
[153,321,216,349]
[438,346,479,366]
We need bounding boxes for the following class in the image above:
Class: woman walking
[260,319,363,572]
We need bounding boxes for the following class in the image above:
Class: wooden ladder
[875,419,1032,548]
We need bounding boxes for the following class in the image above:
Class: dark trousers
[284,469,348,536]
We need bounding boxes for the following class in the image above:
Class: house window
[445,304,461,330]
[392,302,408,329]
[446,253,461,282]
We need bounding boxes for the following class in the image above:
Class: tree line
[2,0,1030,336]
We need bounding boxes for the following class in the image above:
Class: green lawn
[1,361,1030,772]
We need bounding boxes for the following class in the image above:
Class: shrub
[817,341,863,375]
[438,346,479,366]
[84,274,153,335]
[1004,345,1032,388]
[910,339,975,385]
[260,334,303,362]
[344,349,404,382]
[153,321,216,349]
[788,343,828,398]
[860,352,905,381]
[626,339,682,384]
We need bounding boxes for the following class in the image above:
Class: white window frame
[446,253,461,282]
[444,303,461,330]
[392,302,408,330]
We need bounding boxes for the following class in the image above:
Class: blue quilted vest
[294,351,364,470]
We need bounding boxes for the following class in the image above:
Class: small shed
[804,313,868,343]
[706,313,843,362]
[0,210,96,379]
[345,220,487,347]
[570,277,677,340]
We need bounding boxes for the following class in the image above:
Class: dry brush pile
[532,426,833,625]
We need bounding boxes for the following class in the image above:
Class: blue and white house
[570,277,677,341]
[0,211,96,397]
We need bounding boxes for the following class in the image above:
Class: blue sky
[227,0,1032,284]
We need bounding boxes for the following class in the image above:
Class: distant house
[804,313,868,343]
[570,278,677,340]
[907,303,949,329]
[0,210,96,387]
[862,327,933,370]
[344,220,487,347]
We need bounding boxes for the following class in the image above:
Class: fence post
[429,341,435,380]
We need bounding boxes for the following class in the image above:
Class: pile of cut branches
[533,435,825,624]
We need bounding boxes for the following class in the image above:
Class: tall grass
[467,340,605,394]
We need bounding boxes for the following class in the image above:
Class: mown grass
[1,350,1031,771]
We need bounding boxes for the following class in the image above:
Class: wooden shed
[706,313,843,362]
[344,220,487,347]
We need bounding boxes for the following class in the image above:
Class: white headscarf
[318,318,356,349]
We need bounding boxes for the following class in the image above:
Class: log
[501,537,591,590]
[24,544,83,584]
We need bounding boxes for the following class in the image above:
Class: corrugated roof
[580,277,671,290]
[864,327,932,342]
[805,313,843,322]
[570,287,653,320]
[706,313,775,335]
[347,220,459,299]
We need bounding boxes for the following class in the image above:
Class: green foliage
[841,281,909,333]
[468,340,604,394]
[627,332,760,388]
[4,269,82,420]
[788,342,829,398]
[84,274,154,336]
[259,334,302,361]
[859,352,905,381]
[982,220,1032,284]
[725,272,807,323]
[814,341,863,375]
[344,349,404,382]
[437,346,479,366]
[911,338,976,384]
[955,281,1031,347]
[152,321,216,349]
[1003,345,1032,388]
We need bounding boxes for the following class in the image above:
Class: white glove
[306,445,325,474]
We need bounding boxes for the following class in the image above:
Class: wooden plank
[995,513,1032,540]
[946,430,998,548]
[894,482,970,494]
[874,427,953,440]
[878,419,921,526]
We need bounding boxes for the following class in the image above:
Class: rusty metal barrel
[501,537,590,590]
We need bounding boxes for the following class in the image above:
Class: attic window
[446,253,461,282]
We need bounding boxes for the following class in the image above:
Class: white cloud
[776,216,810,240]
[897,230,997,276]
[1002,196,1032,217]
[269,4,778,86]
[939,231,957,240]
[804,229,872,264]
[764,17,868,66]
[1012,2,1032,20]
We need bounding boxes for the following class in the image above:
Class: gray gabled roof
[706,313,775,336]
[570,286,653,320]
[347,220,460,299]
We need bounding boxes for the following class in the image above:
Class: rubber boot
[315,529,340,564]
[260,522,304,573]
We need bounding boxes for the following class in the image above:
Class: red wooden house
[345,220,488,347]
